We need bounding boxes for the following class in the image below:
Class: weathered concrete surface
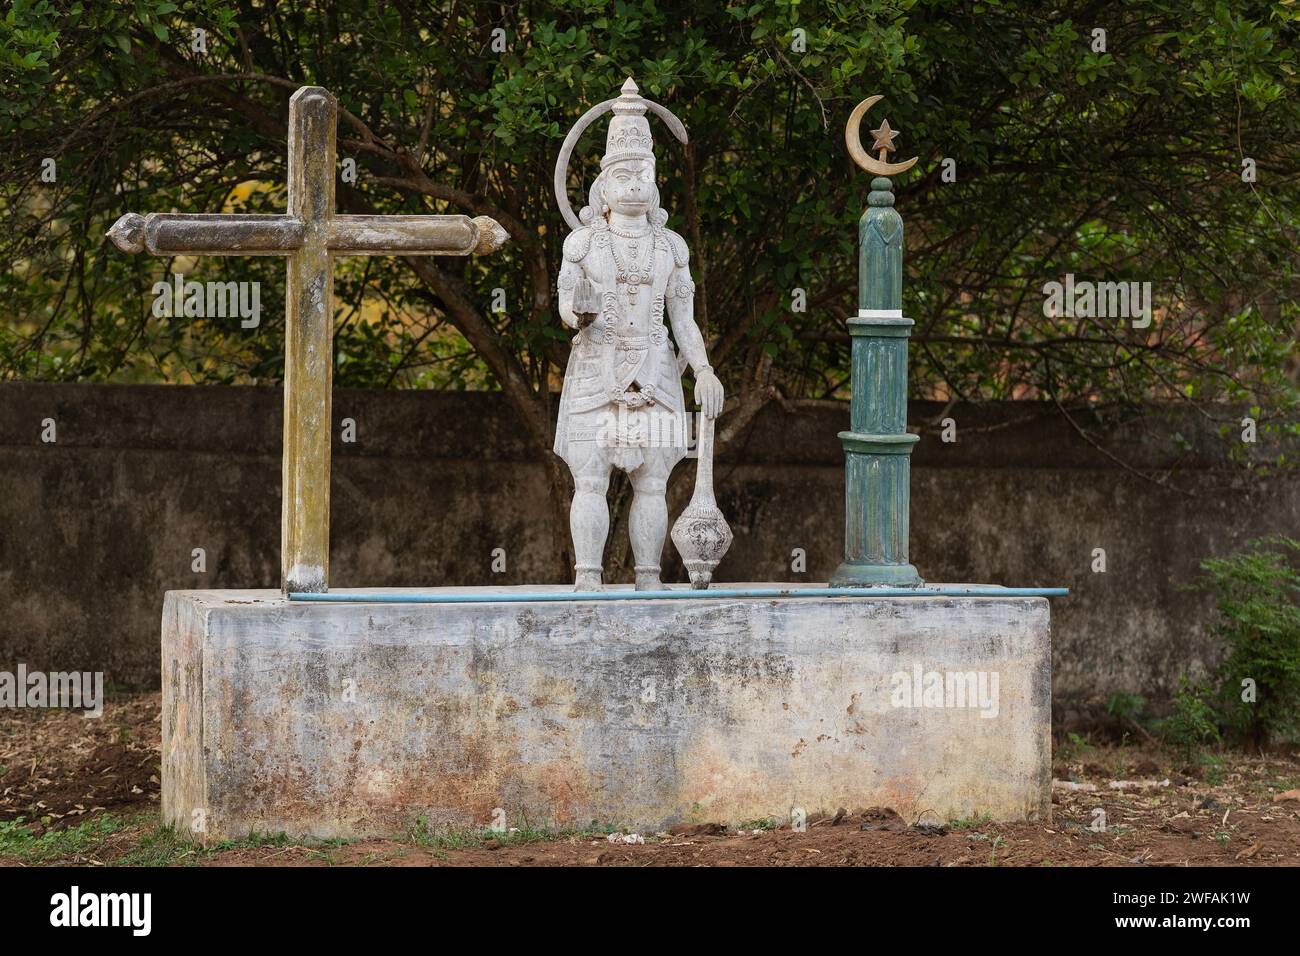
[162,586,1051,841]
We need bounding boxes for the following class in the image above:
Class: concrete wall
[1,383,1293,722]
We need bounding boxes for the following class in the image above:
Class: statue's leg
[628,449,673,590]
[568,442,612,591]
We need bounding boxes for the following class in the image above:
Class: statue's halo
[553,92,688,232]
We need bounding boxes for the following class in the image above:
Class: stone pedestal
[162,586,1051,842]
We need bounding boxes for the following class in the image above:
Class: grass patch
[209,830,293,851]
[0,814,132,864]
[949,812,994,831]
[1202,753,1228,786]
[1252,774,1300,795]
[0,812,359,866]
[406,814,620,850]
[114,823,208,866]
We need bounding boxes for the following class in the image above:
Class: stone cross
[109,86,509,593]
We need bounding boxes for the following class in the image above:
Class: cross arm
[108,213,302,256]
[327,214,508,256]
[108,212,509,258]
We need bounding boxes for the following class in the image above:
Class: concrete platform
[162,585,1051,842]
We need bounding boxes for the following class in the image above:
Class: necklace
[609,229,655,305]
[609,222,651,239]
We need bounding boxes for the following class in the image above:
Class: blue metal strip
[288,585,1068,605]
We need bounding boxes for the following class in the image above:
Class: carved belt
[604,335,656,407]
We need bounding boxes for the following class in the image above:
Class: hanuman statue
[553,78,724,591]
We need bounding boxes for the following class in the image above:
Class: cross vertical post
[282,88,336,593]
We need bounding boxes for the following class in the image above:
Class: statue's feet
[574,568,603,591]
[634,566,662,591]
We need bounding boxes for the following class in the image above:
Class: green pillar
[830,176,922,587]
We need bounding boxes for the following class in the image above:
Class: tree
[3,0,1297,576]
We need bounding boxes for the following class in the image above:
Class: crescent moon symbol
[553,97,688,232]
[845,95,918,177]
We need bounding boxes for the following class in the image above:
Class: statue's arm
[665,232,708,369]
[666,265,709,371]
[665,234,724,418]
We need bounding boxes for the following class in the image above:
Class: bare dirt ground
[0,693,159,830]
[2,693,1299,866]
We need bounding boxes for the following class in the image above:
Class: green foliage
[1105,690,1149,745]
[1106,690,1146,725]
[1202,753,1227,786]
[112,822,206,866]
[210,829,292,850]
[0,813,130,864]
[1200,535,1300,749]
[0,0,1296,431]
[406,813,613,849]
[1150,536,1299,762]
[1057,730,1093,762]
[1155,677,1222,765]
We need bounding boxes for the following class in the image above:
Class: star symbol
[870,118,899,154]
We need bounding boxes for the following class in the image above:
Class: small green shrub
[1200,535,1300,750]
[1057,731,1093,763]
[1106,691,1146,725]
[1106,690,1149,743]
[1155,678,1221,765]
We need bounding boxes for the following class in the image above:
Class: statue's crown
[602,77,655,168]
